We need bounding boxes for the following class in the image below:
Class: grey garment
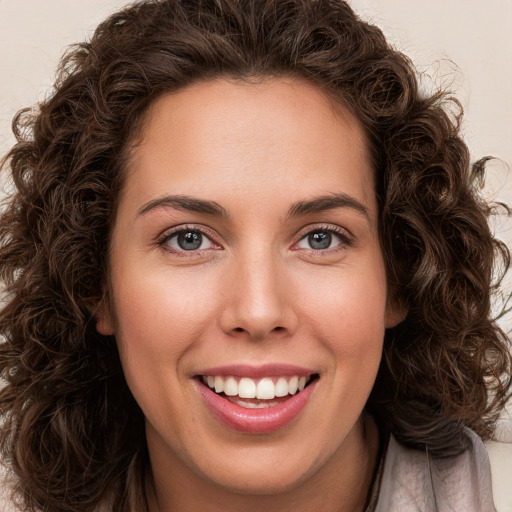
[373,429,496,512]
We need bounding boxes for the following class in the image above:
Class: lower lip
[196,379,317,434]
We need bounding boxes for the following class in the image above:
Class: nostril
[232,326,284,334]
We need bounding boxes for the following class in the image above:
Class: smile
[196,366,319,433]
[201,375,311,403]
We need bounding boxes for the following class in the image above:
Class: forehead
[123,78,376,214]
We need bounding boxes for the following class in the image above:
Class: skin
[97,78,405,512]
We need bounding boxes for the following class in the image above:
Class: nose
[219,248,297,341]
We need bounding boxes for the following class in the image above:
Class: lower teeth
[230,398,279,408]
[223,394,292,408]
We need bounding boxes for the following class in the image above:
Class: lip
[195,363,316,379]
[195,367,318,434]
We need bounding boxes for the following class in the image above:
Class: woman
[0,1,510,511]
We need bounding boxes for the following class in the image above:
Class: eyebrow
[137,195,228,218]
[137,192,369,221]
[286,193,370,221]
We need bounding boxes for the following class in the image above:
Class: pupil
[178,231,202,250]
[309,231,331,250]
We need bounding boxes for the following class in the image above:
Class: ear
[95,297,115,336]
[384,289,408,328]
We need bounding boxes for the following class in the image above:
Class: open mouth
[198,374,319,409]
[195,369,320,433]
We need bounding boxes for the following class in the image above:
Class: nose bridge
[220,240,294,339]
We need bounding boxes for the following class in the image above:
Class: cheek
[298,265,388,347]
[111,267,220,377]
[293,261,388,408]
[109,268,224,433]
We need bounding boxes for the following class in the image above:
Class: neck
[146,415,380,512]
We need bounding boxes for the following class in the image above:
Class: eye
[295,227,351,251]
[160,228,217,252]
[303,231,334,250]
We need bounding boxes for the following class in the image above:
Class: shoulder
[375,428,496,512]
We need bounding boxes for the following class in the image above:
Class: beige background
[1,1,511,510]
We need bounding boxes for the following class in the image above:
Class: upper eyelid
[157,224,220,247]
[294,223,353,240]
[156,223,352,248]
[291,224,354,251]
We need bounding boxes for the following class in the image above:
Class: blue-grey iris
[178,231,203,250]
[309,231,331,249]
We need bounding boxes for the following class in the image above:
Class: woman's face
[98,79,403,497]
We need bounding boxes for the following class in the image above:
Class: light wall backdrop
[1,1,511,510]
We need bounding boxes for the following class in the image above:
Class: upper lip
[195,363,316,379]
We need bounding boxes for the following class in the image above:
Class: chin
[203,460,316,496]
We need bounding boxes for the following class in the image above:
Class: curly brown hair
[0,0,510,511]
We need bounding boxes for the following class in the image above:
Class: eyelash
[157,225,221,256]
[293,224,354,253]
[157,224,353,256]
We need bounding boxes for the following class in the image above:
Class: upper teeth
[203,375,309,400]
